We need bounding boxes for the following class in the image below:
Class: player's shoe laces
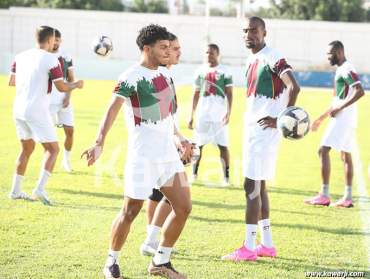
[140,241,158,256]
[9,191,32,201]
[304,193,330,206]
[148,261,186,279]
[103,260,121,279]
[221,244,257,261]
[32,189,52,206]
[256,244,277,257]
[62,158,72,173]
[331,198,353,208]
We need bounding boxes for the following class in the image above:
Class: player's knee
[318,146,329,157]
[122,204,142,223]
[64,127,74,138]
[22,145,35,156]
[174,202,192,218]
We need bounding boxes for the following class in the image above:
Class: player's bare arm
[62,68,75,108]
[81,96,123,166]
[188,89,200,129]
[330,83,364,117]
[8,74,15,87]
[223,86,233,125]
[54,79,83,93]
[258,71,300,129]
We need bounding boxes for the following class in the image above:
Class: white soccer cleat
[220,178,230,187]
[9,191,32,201]
[189,174,197,184]
[62,158,72,173]
[140,241,159,256]
[32,189,52,206]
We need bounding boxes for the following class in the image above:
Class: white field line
[352,143,370,270]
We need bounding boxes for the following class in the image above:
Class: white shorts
[124,159,186,200]
[194,120,229,147]
[242,124,281,181]
[321,119,355,153]
[49,104,74,127]
[15,118,57,143]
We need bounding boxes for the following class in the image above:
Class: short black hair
[329,40,344,51]
[55,29,61,38]
[168,32,177,42]
[136,24,169,51]
[208,43,219,54]
[36,26,55,44]
[248,16,266,30]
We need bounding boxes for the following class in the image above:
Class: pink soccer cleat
[256,244,277,257]
[221,245,257,262]
[331,198,353,208]
[304,193,330,206]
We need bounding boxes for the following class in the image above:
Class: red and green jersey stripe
[334,70,359,99]
[246,58,291,99]
[114,74,176,126]
[196,71,232,98]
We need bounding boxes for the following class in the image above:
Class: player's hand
[329,107,341,118]
[222,112,230,126]
[76,80,84,89]
[181,140,193,164]
[188,118,194,130]
[62,95,70,108]
[81,144,102,166]
[257,116,277,129]
[311,118,322,132]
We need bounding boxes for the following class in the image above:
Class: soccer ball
[92,35,113,56]
[277,106,310,140]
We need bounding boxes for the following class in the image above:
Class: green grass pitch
[0,75,369,278]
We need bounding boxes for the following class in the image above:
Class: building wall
[1,7,370,88]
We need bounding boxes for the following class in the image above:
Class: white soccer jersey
[194,64,233,123]
[50,49,73,105]
[12,48,63,123]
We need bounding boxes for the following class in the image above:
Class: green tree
[131,0,168,13]
[257,0,366,22]
[0,0,124,11]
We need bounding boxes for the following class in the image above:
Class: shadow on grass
[192,199,244,210]
[274,222,369,236]
[53,201,121,212]
[56,189,123,200]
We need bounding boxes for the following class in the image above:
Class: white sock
[258,219,273,248]
[344,185,352,200]
[11,174,24,194]
[144,225,161,245]
[64,149,70,161]
[153,246,172,265]
[244,224,258,250]
[106,249,120,266]
[321,184,329,197]
[35,169,51,192]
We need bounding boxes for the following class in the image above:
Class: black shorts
[148,188,164,202]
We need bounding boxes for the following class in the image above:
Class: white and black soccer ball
[92,35,113,57]
[277,106,310,140]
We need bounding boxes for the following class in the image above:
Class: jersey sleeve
[194,67,202,90]
[268,49,292,77]
[341,63,361,87]
[113,73,136,99]
[48,56,63,81]
[10,61,16,74]
[65,53,73,69]
[224,67,233,87]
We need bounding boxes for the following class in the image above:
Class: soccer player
[222,16,300,261]
[8,26,83,205]
[188,44,233,186]
[49,29,75,172]
[81,25,191,279]
[140,32,182,256]
[305,41,364,208]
